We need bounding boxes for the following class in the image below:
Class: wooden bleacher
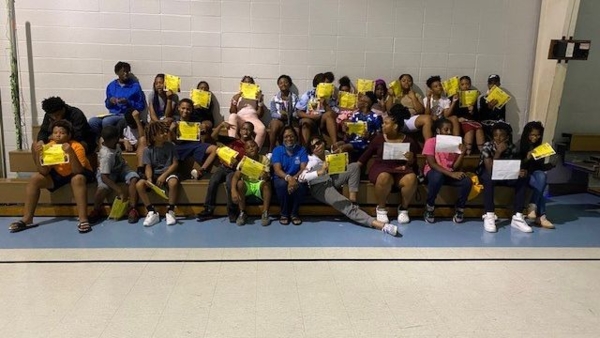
[2,146,520,218]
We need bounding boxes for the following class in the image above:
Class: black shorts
[48,169,95,192]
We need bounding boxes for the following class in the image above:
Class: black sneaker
[196,206,214,221]
[453,209,465,224]
[424,206,435,223]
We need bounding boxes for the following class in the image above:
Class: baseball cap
[488,74,501,83]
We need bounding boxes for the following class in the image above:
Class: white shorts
[402,115,420,132]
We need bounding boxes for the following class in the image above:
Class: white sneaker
[397,209,410,224]
[511,213,533,233]
[375,207,389,223]
[526,203,537,220]
[481,213,498,221]
[381,223,398,237]
[143,211,159,227]
[166,210,177,226]
[482,213,497,233]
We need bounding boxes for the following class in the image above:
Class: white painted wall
[0,0,541,175]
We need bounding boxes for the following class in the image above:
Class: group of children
[8,68,555,237]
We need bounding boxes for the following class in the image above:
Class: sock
[147,205,155,213]
[515,212,523,218]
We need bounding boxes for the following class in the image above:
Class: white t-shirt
[423,96,451,119]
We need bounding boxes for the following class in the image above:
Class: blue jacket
[105,79,146,115]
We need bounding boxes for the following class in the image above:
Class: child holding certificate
[89,125,141,224]
[334,91,382,160]
[519,121,555,229]
[423,76,461,136]
[136,121,180,227]
[8,120,95,233]
[296,73,339,146]
[422,119,471,224]
[385,73,434,140]
[230,140,272,226]
[477,74,507,140]
[335,76,356,128]
[357,105,419,224]
[148,73,178,122]
[228,76,267,148]
[372,79,389,117]
[449,76,485,155]
[477,122,531,233]
[191,80,215,142]
[170,99,218,179]
[299,136,398,237]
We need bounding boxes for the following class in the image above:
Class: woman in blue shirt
[271,126,308,225]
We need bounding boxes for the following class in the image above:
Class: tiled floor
[1,256,599,337]
[1,193,599,337]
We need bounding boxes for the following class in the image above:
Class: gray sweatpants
[309,163,374,227]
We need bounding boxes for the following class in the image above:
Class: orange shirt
[48,140,92,177]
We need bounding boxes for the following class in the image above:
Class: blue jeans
[426,170,472,208]
[479,168,528,213]
[89,115,124,136]
[529,170,547,216]
[273,176,307,218]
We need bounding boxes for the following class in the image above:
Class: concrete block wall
[0,0,541,176]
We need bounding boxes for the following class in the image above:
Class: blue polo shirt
[271,144,308,175]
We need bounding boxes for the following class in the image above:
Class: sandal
[279,216,290,226]
[291,216,302,226]
[77,221,92,233]
[8,220,37,233]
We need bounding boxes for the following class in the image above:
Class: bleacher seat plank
[0,178,516,218]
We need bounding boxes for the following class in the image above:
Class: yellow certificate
[108,196,129,220]
[216,146,239,167]
[459,90,479,108]
[239,156,266,181]
[326,152,348,175]
[164,74,181,92]
[346,121,367,136]
[339,91,357,110]
[40,144,69,166]
[240,83,260,100]
[356,79,375,93]
[531,143,556,160]
[145,181,169,200]
[177,122,201,141]
[388,80,401,97]
[191,89,211,108]
[486,86,511,109]
[442,76,459,97]
[316,83,335,99]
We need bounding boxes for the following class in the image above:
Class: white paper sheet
[435,135,462,154]
[383,142,410,160]
[491,159,521,180]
